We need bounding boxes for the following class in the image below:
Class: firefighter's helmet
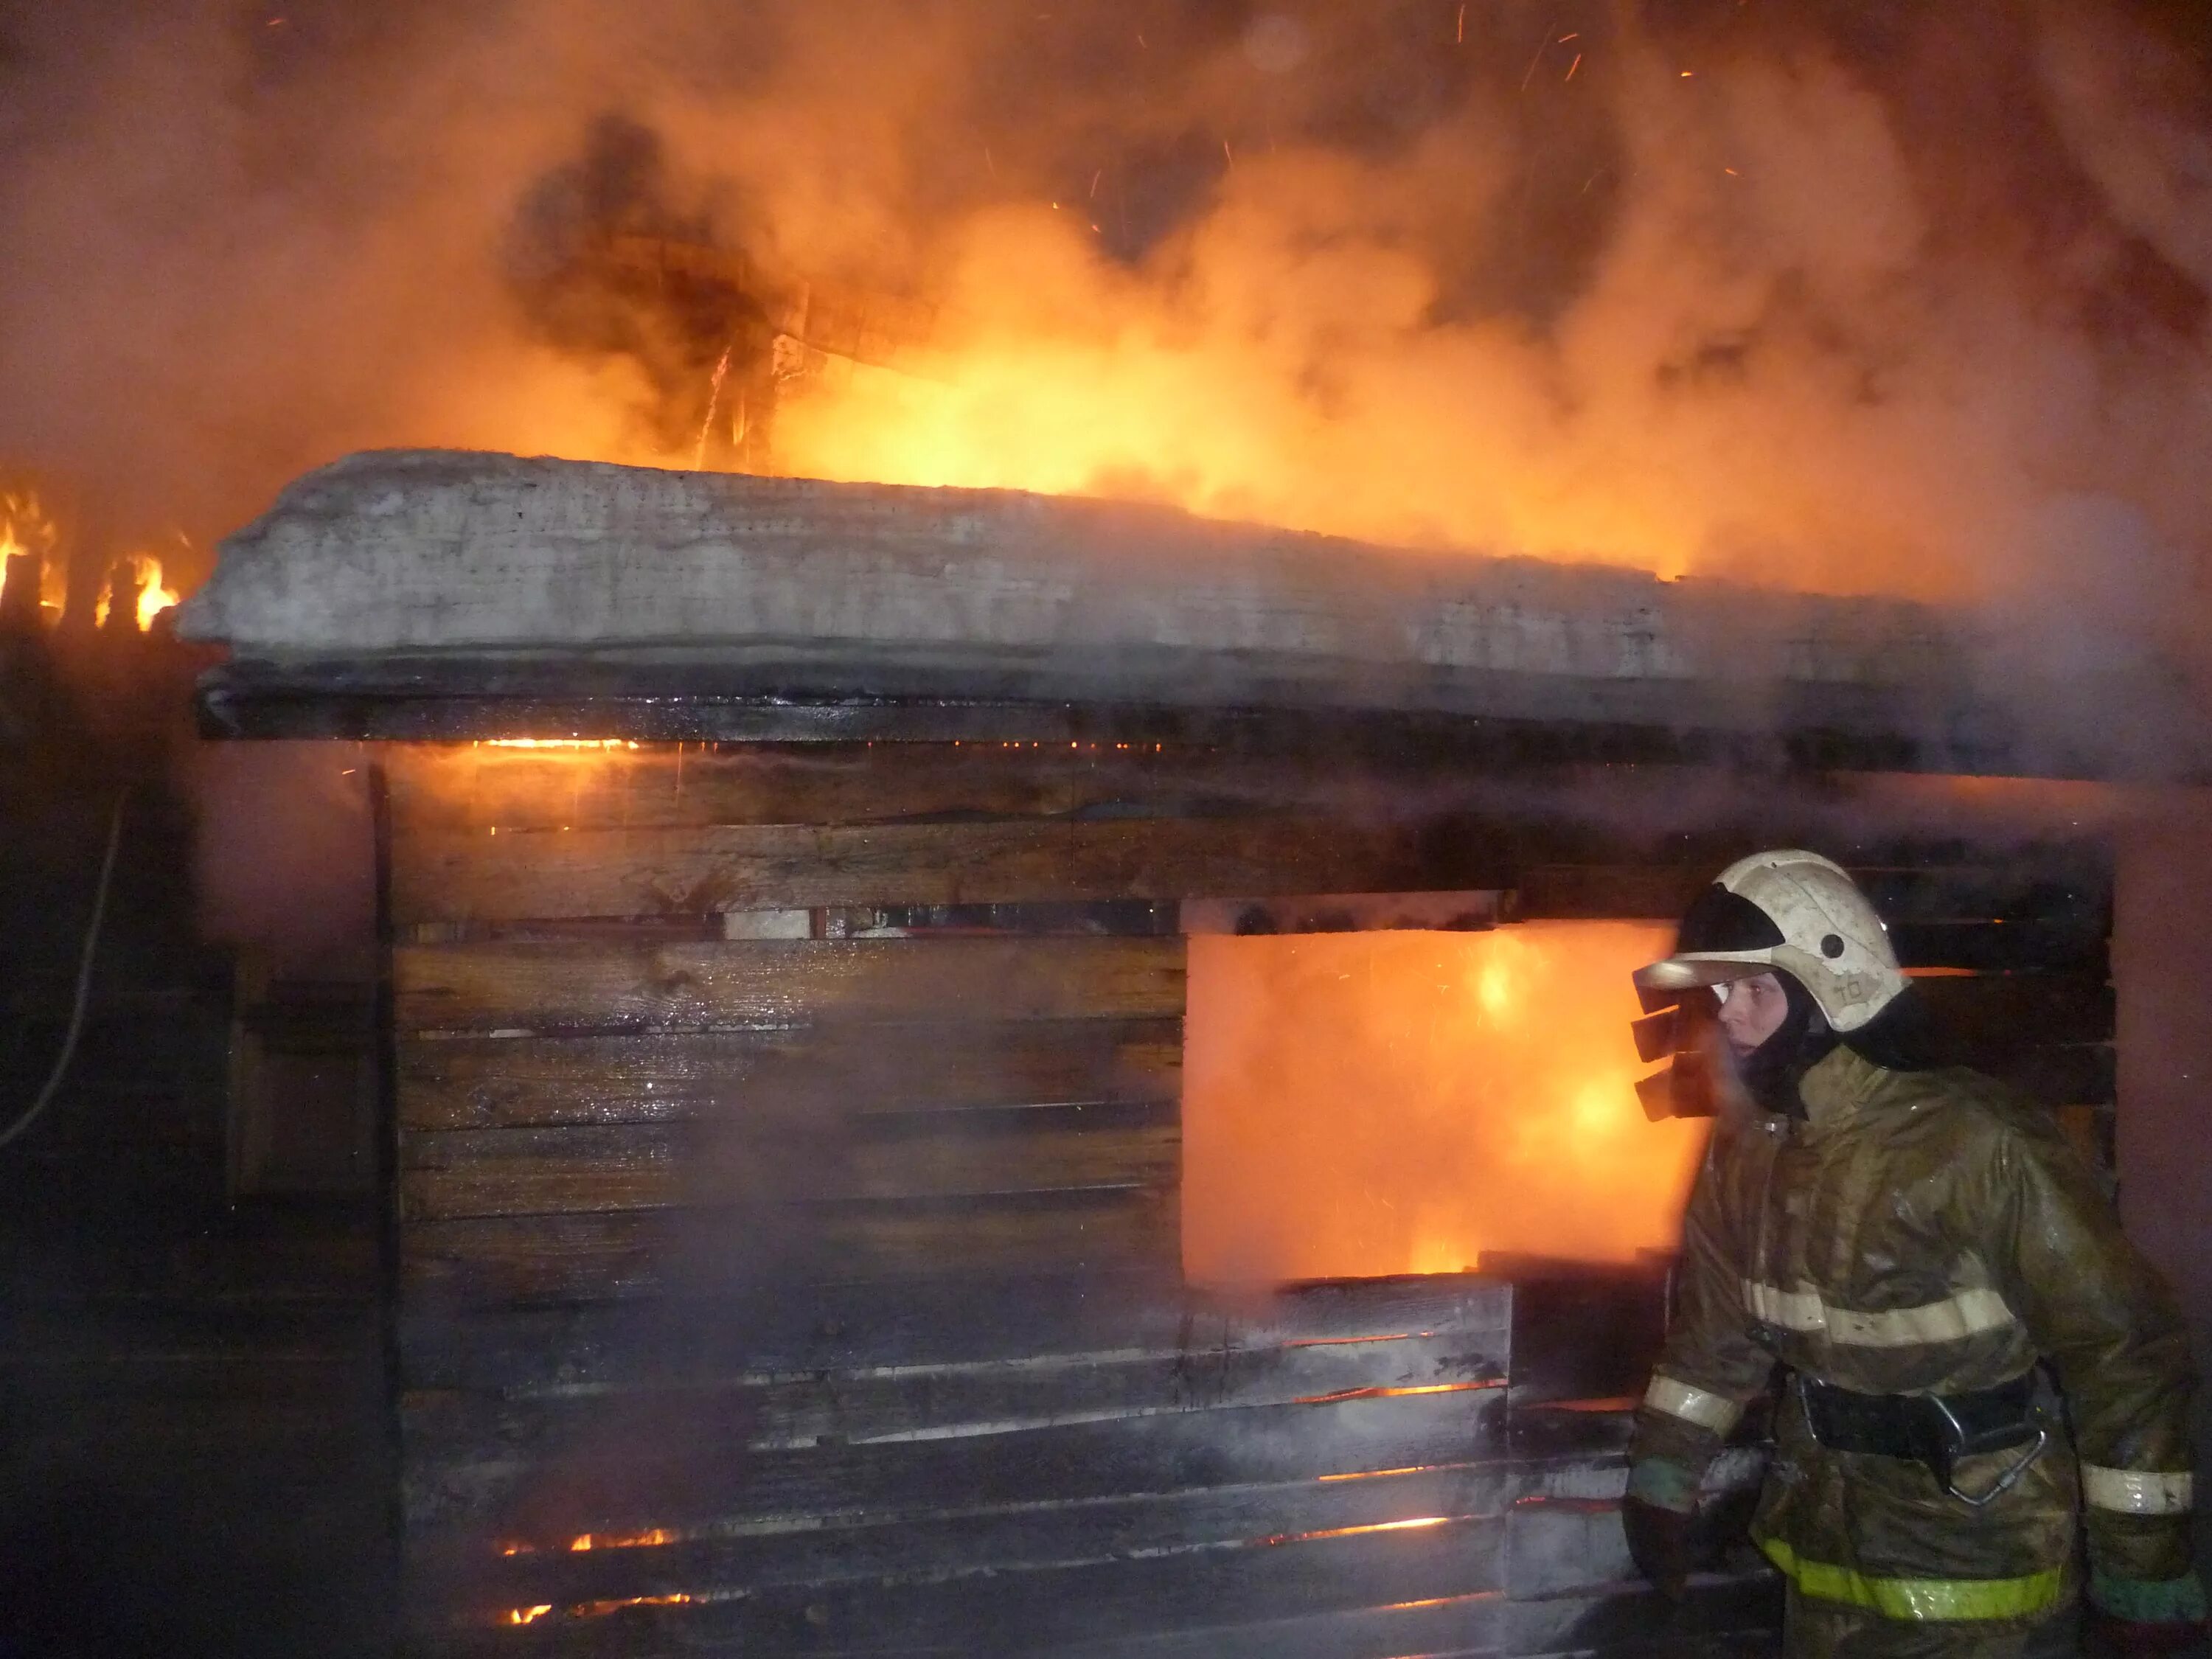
[1633,849,1906,1033]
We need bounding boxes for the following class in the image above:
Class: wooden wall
[381,740,2115,1657]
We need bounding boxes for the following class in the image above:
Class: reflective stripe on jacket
[1629,1046,2197,1615]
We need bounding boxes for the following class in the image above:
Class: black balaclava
[1733,971,1836,1119]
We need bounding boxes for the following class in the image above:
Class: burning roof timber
[180,449,2105,773]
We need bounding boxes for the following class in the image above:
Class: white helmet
[1633,849,1905,1033]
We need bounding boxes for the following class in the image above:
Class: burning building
[6,3,2212,1653]
[159,446,2149,1655]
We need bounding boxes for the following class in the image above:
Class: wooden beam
[402,1189,1179,1306]
[402,1329,1504,1467]
[394,936,1187,1035]
[395,1020,1182,1131]
[402,1382,1506,1538]
[397,1117,1181,1220]
[397,1273,1512,1393]
[389,818,1440,925]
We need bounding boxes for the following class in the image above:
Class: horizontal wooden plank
[405,1380,1507,1541]
[1913,973,2112,1046]
[425,1511,1505,1655]
[1512,860,2110,928]
[399,1273,1514,1393]
[1043,1571,1775,1659]
[396,1020,1182,1130]
[391,818,1437,925]
[399,1116,1180,1220]
[394,936,1187,1035]
[403,1329,1507,1469]
[403,1191,1178,1306]
[1889,919,2107,975]
[428,1461,1507,1624]
[380,744,1354,835]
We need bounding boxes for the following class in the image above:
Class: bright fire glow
[500,1592,692,1627]
[0,490,59,616]
[569,1529,673,1551]
[1182,922,1705,1281]
[479,739,641,751]
[91,552,180,630]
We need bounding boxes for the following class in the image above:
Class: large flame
[90,550,181,631]
[0,490,60,616]
[1183,922,1704,1282]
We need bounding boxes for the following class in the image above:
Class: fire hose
[0,790,127,1152]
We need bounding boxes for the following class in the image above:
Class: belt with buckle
[1796,1371,2048,1506]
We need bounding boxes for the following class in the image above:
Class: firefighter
[1621,850,2204,1657]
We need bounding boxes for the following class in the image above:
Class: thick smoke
[1,0,2211,636]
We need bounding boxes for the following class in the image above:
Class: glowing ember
[569,1529,674,1551]
[479,739,641,751]
[500,1592,695,1628]
[1267,1516,1452,1545]
[570,1594,693,1618]
[1183,922,1705,1281]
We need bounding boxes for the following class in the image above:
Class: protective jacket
[1629,1044,2196,1640]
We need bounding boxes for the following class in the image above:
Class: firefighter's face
[1714,973,1790,1056]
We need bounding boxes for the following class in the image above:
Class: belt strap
[1798,1373,2045,1503]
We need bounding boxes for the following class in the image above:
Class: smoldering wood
[1180,889,1502,934]
[394,934,1187,1034]
[403,1373,1509,1537]
[434,1461,1509,1625]
[206,663,1989,780]
[378,742,1374,835]
[398,1273,1514,1394]
[403,1330,1503,1465]
[181,453,2038,772]
[428,1514,1509,1657]
[394,1018,1183,1130]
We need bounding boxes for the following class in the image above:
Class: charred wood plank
[380,743,1336,835]
[397,1116,1182,1220]
[389,818,1439,925]
[396,1020,1183,1130]
[416,1510,1506,1655]
[401,1382,1507,1547]
[393,936,1187,1035]
[402,1189,1179,1306]
[397,1273,1512,1393]
[400,1329,1506,1468]
[420,1461,1509,1634]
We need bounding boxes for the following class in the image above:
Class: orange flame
[91,551,180,631]
[0,491,60,617]
[1183,922,1705,1281]
[568,1528,673,1551]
